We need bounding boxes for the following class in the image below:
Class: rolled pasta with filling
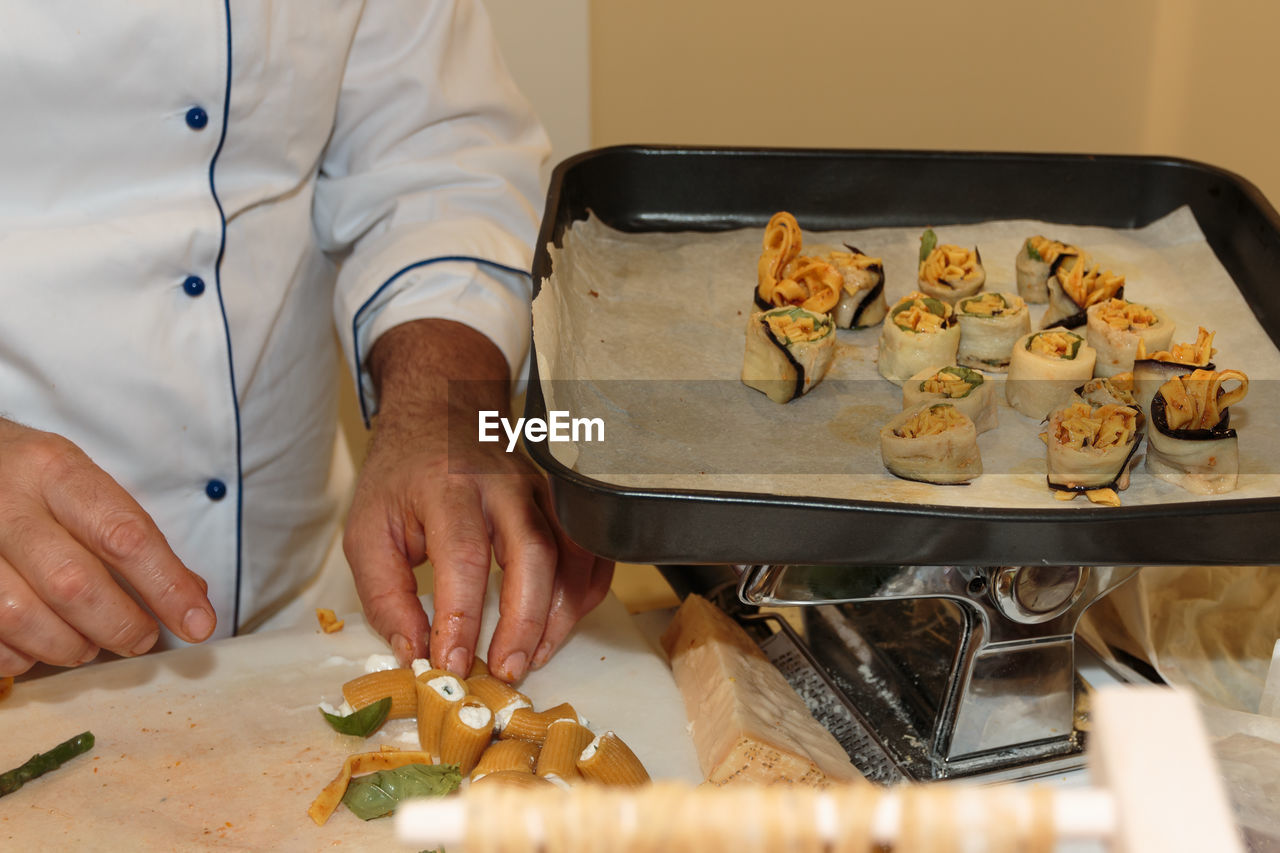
[1146,368,1249,494]
[577,731,651,787]
[1006,330,1097,419]
[877,292,959,386]
[1016,235,1084,303]
[1040,254,1124,329]
[341,669,417,720]
[1045,401,1143,507]
[466,674,533,734]
[742,306,836,403]
[917,229,985,304]
[902,365,997,434]
[415,669,468,761]
[500,702,583,745]
[1133,326,1216,414]
[471,738,541,781]
[537,719,597,787]
[806,243,887,328]
[1085,298,1174,378]
[955,291,1031,372]
[440,698,495,776]
[755,212,840,315]
[879,403,982,485]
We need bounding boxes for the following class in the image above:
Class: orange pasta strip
[469,657,490,678]
[472,739,542,780]
[440,698,494,776]
[0,676,12,702]
[416,669,468,761]
[577,731,650,786]
[500,702,580,745]
[341,669,417,719]
[537,719,595,783]
[306,749,434,825]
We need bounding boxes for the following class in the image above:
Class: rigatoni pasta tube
[536,719,595,785]
[439,698,494,776]
[341,669,417,720]
[500,702,581,745]
[416,669,468,761]
[465,674,532,733]
[472,739,541,780]
[577,731,650,786]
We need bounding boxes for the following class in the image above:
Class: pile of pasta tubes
[308,659,650,825]
[396,687,1244,853]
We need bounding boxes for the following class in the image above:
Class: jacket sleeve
[313,0,550,423]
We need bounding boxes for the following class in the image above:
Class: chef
[0,1,612,684]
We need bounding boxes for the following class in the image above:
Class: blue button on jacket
[0,0,548,640]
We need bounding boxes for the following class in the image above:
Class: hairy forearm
[367,319,514,434]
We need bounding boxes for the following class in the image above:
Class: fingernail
[531,641,553,669]
[447,647,471,677]
[130,630,159,656]
[182,607,216,641]
[390,634,412,665]
[499,651,528,682]
[77,646,100,666]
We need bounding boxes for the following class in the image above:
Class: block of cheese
[660,593,864,787]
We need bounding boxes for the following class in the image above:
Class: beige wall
[589,0,1280,206]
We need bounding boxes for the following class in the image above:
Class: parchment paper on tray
[533,208,1280,508]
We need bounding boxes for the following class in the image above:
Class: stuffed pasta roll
[877,292,960,385]
[1085,298,1175,378]
[1015,236,1084,303]
[880,403,982,484]
[742,306,836,403]
[1146,368,1249,495]
[1040,254,1124,330]
[955,291,1031,372]
[1045,401,1143,506]
[917,228,985,304]
[902,365,997,434]
[1006,330,1097,419]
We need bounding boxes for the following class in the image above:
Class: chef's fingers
[484,480,559,683]
[0,553,99,671]
[0,640,36,678]
[38,452,215,645]
[343,497,431,666]
[0,514,163,658]
[424,476,494,676]
[533,555,614,671]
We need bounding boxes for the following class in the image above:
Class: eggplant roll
[955,291,1031,372]
[1085,298,1175,378]
[742,306,836,404]
[1132,326,1217,415]
[1005,330,1098,419]
[1145,368,1249,494]
[1045,401,1142,506]
[877,292,960,386]
[819,243,887,329]
[880,403,982,485]
[917,228,985,304]
[1039,254,1124,330]
[1015,236,1083,304]
[755,211,842,315]
[902,365,997,434]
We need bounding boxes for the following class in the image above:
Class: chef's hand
[0,418,216,676]
[344,319,613,683]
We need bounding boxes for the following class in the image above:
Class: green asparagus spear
[0,731,95,797]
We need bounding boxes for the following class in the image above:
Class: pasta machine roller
[664,564,1141,783]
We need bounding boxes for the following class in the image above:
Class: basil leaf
[1025,239,1042,262]
[322,696,392,737]
[342,763,462,821]
[919,228,937,264]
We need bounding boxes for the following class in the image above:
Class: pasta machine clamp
[730,564,1140,781]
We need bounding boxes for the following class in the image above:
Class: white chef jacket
[0,1,548,640]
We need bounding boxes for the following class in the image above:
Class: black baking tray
[524,146,1280,566]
